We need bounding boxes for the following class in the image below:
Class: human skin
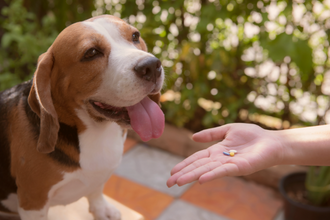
[167,123,330,187]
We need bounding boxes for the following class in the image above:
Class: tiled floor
[103,139,284,220]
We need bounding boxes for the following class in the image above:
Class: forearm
[273,125,330,166]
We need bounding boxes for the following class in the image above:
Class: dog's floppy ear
[28,50,59,154]
[148,93,161,106]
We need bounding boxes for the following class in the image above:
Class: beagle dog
[0,15,165,220]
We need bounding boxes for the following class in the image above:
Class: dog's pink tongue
[126,97,165,142]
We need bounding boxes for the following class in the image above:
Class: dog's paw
[89,199,121,220]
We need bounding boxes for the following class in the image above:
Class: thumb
[192,124,230,143]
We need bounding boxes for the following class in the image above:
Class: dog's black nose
[134,57,162,83]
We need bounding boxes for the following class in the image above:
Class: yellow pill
[230,152,235,157]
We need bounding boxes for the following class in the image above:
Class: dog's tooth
[94,102,104,108]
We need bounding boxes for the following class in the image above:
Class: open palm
[167,123,283,187]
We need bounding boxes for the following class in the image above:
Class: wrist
[271,125,330,166]
[268,129,291,165]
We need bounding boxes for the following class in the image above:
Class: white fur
[16,109,124,220]
[83,18,164,107]
[18,206,48,220]
[87,186,121,220]
[1,193,18,213]
[48,109,124,207]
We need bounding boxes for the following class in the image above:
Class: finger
[176,161,223,186]
[170,149,210,175]
[167,157,213,187]
[167,172,180,188]
[198,163,239,184]
[192,125,230,143]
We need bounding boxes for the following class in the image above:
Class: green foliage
[0,0,95,91]
[0,0,57,90]
[261,33,313,77]
[306,166,330,206]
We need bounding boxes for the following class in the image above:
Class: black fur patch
[0,83,23,213]
[48,123,80,168]
[57,123,80,153]
[21,81,80,168]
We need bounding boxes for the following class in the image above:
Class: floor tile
[156,200,232,220]
[124,138,138,153]
[104,175,174,220]
[115,143,193,197]
[181,177,282,220]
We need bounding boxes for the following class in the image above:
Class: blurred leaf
[261,33,294,62]
[262,33,313,77]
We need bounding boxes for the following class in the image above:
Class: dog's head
[28,15,165,153]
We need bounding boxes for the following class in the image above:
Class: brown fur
[11,22,109,211]
[28,51,59,154]
[87,15,148,52]
[49,24,108,133]
[9,101,63,210]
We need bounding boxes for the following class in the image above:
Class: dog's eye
[84,48,99,58]
[81,48,102,61]
[132,32,140,43]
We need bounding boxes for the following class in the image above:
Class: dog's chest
[49,121,125,206]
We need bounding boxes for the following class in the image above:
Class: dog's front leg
[16,188,49,220]
[87,185,121,220]
[18,205,48,220]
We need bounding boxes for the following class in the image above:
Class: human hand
[167,123,284,187]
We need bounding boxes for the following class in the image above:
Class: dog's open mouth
[90,100,131,123]
[90,97,165,142]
